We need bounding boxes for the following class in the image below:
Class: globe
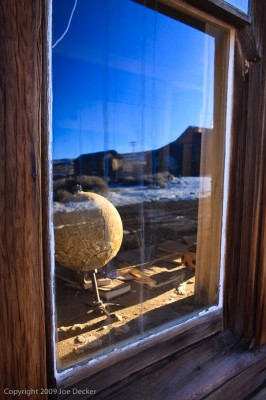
[54,192,123,271]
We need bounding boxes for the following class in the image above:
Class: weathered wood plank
[196,28,229,306]
[93,331,266,400]
[135,0,251,27]
[224,0,266,345]
[0,0,47,396]
[206,356,266,399]
[186,0,250,24]
[250,386,266,400]
[256,175,266,344]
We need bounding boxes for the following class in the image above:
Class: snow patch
[54,176,211,212]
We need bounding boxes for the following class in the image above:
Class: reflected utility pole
[130,141,136,154]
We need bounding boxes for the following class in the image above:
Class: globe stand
[88,269,113,318]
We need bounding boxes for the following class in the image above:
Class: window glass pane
[224,0,249,13]
[52,0,229,371]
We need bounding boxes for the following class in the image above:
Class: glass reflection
[52,0,225,370]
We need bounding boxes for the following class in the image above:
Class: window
[52,0,234,372]
[3,0,266,397]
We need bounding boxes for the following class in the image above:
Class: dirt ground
[55,199,202,371]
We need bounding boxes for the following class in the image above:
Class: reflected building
[74,150,123,181]
[72,126,212,181]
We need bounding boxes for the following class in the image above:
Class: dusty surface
[55,199,201,370]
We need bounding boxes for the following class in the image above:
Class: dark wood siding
[224,0,266,345]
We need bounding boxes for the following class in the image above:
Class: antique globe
[54,191,123,316]
[54,191,123,271]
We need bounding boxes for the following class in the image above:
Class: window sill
[57,309,222,397]
[93,330,266,400]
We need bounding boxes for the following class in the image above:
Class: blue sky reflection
[52,0,214,159]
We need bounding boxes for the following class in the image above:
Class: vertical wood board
[0,0,47,395]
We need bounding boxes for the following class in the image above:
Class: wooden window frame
[1,0,266,398]
[138,0,251,26]
[183,0,251,25]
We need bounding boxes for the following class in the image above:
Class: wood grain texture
[224,0,266,345]
[196,28,229,306]
[0,0,47,396]
[91,331,266,400]
[250,386,266,400]
[1,0,265,397]
[55,0,266,395]
[161,0,251,26]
